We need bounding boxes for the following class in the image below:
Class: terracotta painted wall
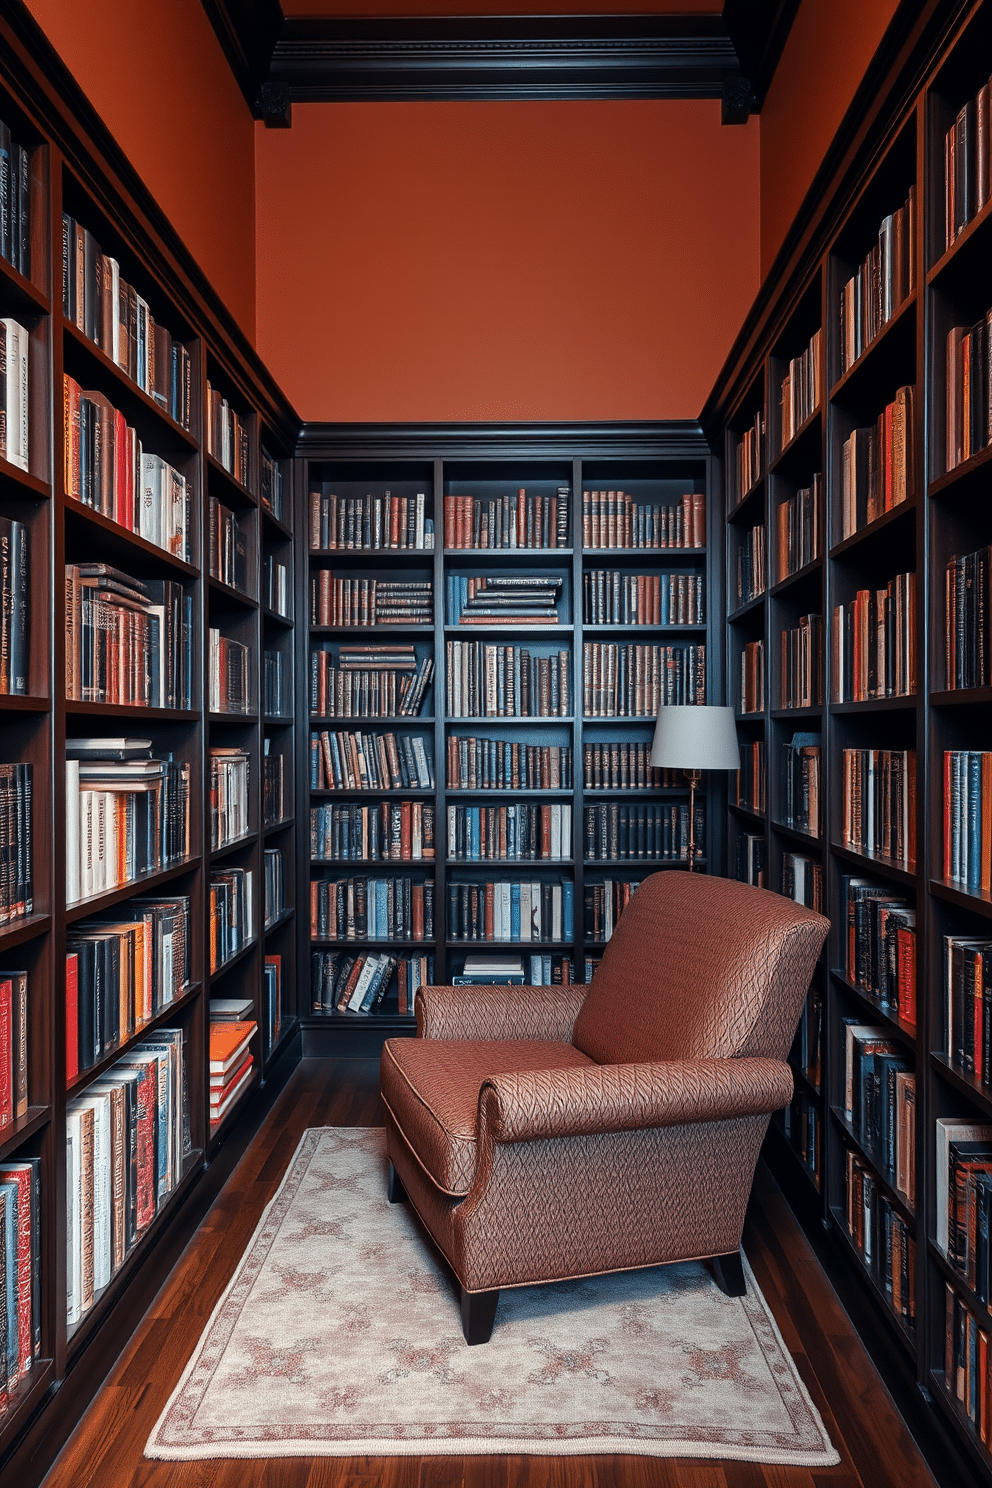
[759,0,901,276]
[254,100,759,422]
[24,0,257,341]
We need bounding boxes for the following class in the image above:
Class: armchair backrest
[571,872,829,1066]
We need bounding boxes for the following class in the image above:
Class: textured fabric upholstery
[381,871,830,1322]
[571,871,828,1065]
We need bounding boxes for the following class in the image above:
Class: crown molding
[294,420,709,461]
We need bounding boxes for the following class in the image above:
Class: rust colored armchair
[380,871,828,1343]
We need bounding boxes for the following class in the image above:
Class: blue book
[469,807,480,860]
[375,878,388,938]
[510,882,521,940]
[967,751,982,892]
[562,880,574,940]
[0,1183,18,1378]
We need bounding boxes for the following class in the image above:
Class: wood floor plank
[40,1058,938,1488]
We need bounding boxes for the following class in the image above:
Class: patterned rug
[146,1127,839,1464]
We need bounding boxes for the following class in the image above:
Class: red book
[65,952,79,1084]
[115,1056,158,1233]
[0,979,12,1130]
[0,1162,34,1380]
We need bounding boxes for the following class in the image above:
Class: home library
[298,435,717,1049]
[0,9,300,1471]
[709,1,992,1480]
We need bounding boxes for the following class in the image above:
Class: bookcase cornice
[296,420,709,463]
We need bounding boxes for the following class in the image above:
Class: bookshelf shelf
[66,981,203,1097]
[211,832,259,861]
[769,556,823,598]
[65,857,201,923]
[728,593,766,623]
[927,191,992,288]
[830,843,916,886]
[0,693,49,712]
[829,1108,916,1225]
[828,289,917,403]
[64,701,197,722]
[930,1052,992,1119]
[0,1106,50,1163]
[770,404,822,475]
[829,696,917,714]
[0,456,50,496]
[928,440,992,501]
[62,321,199,452]
[0,253,50,315]
[830,968,917,1046]
[828,498,916,560]
[930,687,992,707]
[210,937,259,981]
[830,1212,917,1353]
[929,879,992,919]
[207,453,255,504]
[0,913,52,952]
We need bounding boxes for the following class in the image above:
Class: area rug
[146,1127,839,1464]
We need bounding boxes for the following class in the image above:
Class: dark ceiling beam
[198,6,803,119]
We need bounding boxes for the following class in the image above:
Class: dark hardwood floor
[39,1058,941,1488]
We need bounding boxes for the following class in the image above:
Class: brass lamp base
[684,768,702,871]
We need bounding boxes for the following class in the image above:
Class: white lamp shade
[649,705,739,771]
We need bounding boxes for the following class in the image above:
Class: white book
[552,883,562,942]
[2,319,28,471]
[519,882,531,942]
[66,760,81,905]
[411,737,430,788]
[140,454,165,550]
[347,955,379,1012]
[106,257,122,366]
[935,1118,992,1254]
[80,787,95,900]
[75,1092,112,1291]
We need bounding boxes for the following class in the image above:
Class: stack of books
[209,1019,256,1126]
[447,575,562,625]
[453,954,525,985]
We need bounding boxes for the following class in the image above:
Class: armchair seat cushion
[381,1036,595,1196]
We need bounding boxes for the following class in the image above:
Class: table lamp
[649,704,739,871]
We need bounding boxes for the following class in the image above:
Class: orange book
[209,1019,256,1077]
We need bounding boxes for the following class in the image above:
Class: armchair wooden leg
[711,1251,747,1297]
[460,1287,499,1345]
[387,1163,407,1204]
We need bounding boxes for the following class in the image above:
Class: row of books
[0,121,30,277]
[840,386,915,538]
[63,375,191,561]
[735,832,765,887]
[209,749,249,849]
[843,1020,916,1204]
[843,877,917,1026]
[740,638,765,714]
[838,187,915,375]
[0,1158,40,1401]
[259,447,283,521]
[944,1284,992,1442]
[448,575,563,626]
[582,642,706,715]
[779,613,823,709]
[736,739,766,814]
[446,642,570,719]
[582,745,677,793]
[449,736,572,791]
[209,1018,255,1126]
[310,647,433,719]
[583,878,637,943]
[263,847,284,927]
[781,733,820,837]
[66,1028,190,1326]
[582,570,704,626]
[262,748,284,826]
[830,574,917,702]
[209,866,253,973]
[584,803,702,863]
[733,408,764,504]
[846,1152,916,1332]
[776,476,822,582]
[943,75,992,250]
[310,801,436,862]
[208,499,251,594]
[0,317,29,473]
[263,555,289,618]
[310,876,434,942]
[449,878,574,943]
[781,852,822,911]
[782,1091,819,1179]
[65,566,192,710]
[309,488,434,552]
[309,729,435,792]
[310,574,431,628]
[0,517,27,694]
[208,630,251,715]
[263,956,282,1053]
[263,649,290,718]
[206,383,250,487]
[946,547,991,690]
[0,971,27,1131]
[446,804,572,862]
[779,328,822,448]
[310,950,435,1017]
[64,754,189,905]
[735,523,765,607]
[62,214,192,429]
[944,750,992,894]
[945,936,992,1087]
[946,307,992,472]
[581,490,705,550]
[842,748,917,867]
[444,489,570,550]
[66,898,190,1078]
[936,1116,992,1292]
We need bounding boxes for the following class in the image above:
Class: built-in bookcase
[712,3,992,1480]
[298,436,717,1052]
[0,12,298,1462]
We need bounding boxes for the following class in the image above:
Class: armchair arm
[416,984,587,1042]
[478,1056,794,1144]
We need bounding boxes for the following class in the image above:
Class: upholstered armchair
[380,871,829,1343]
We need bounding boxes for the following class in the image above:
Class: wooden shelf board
[67,982,203,1096]
[66,858,200,923]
